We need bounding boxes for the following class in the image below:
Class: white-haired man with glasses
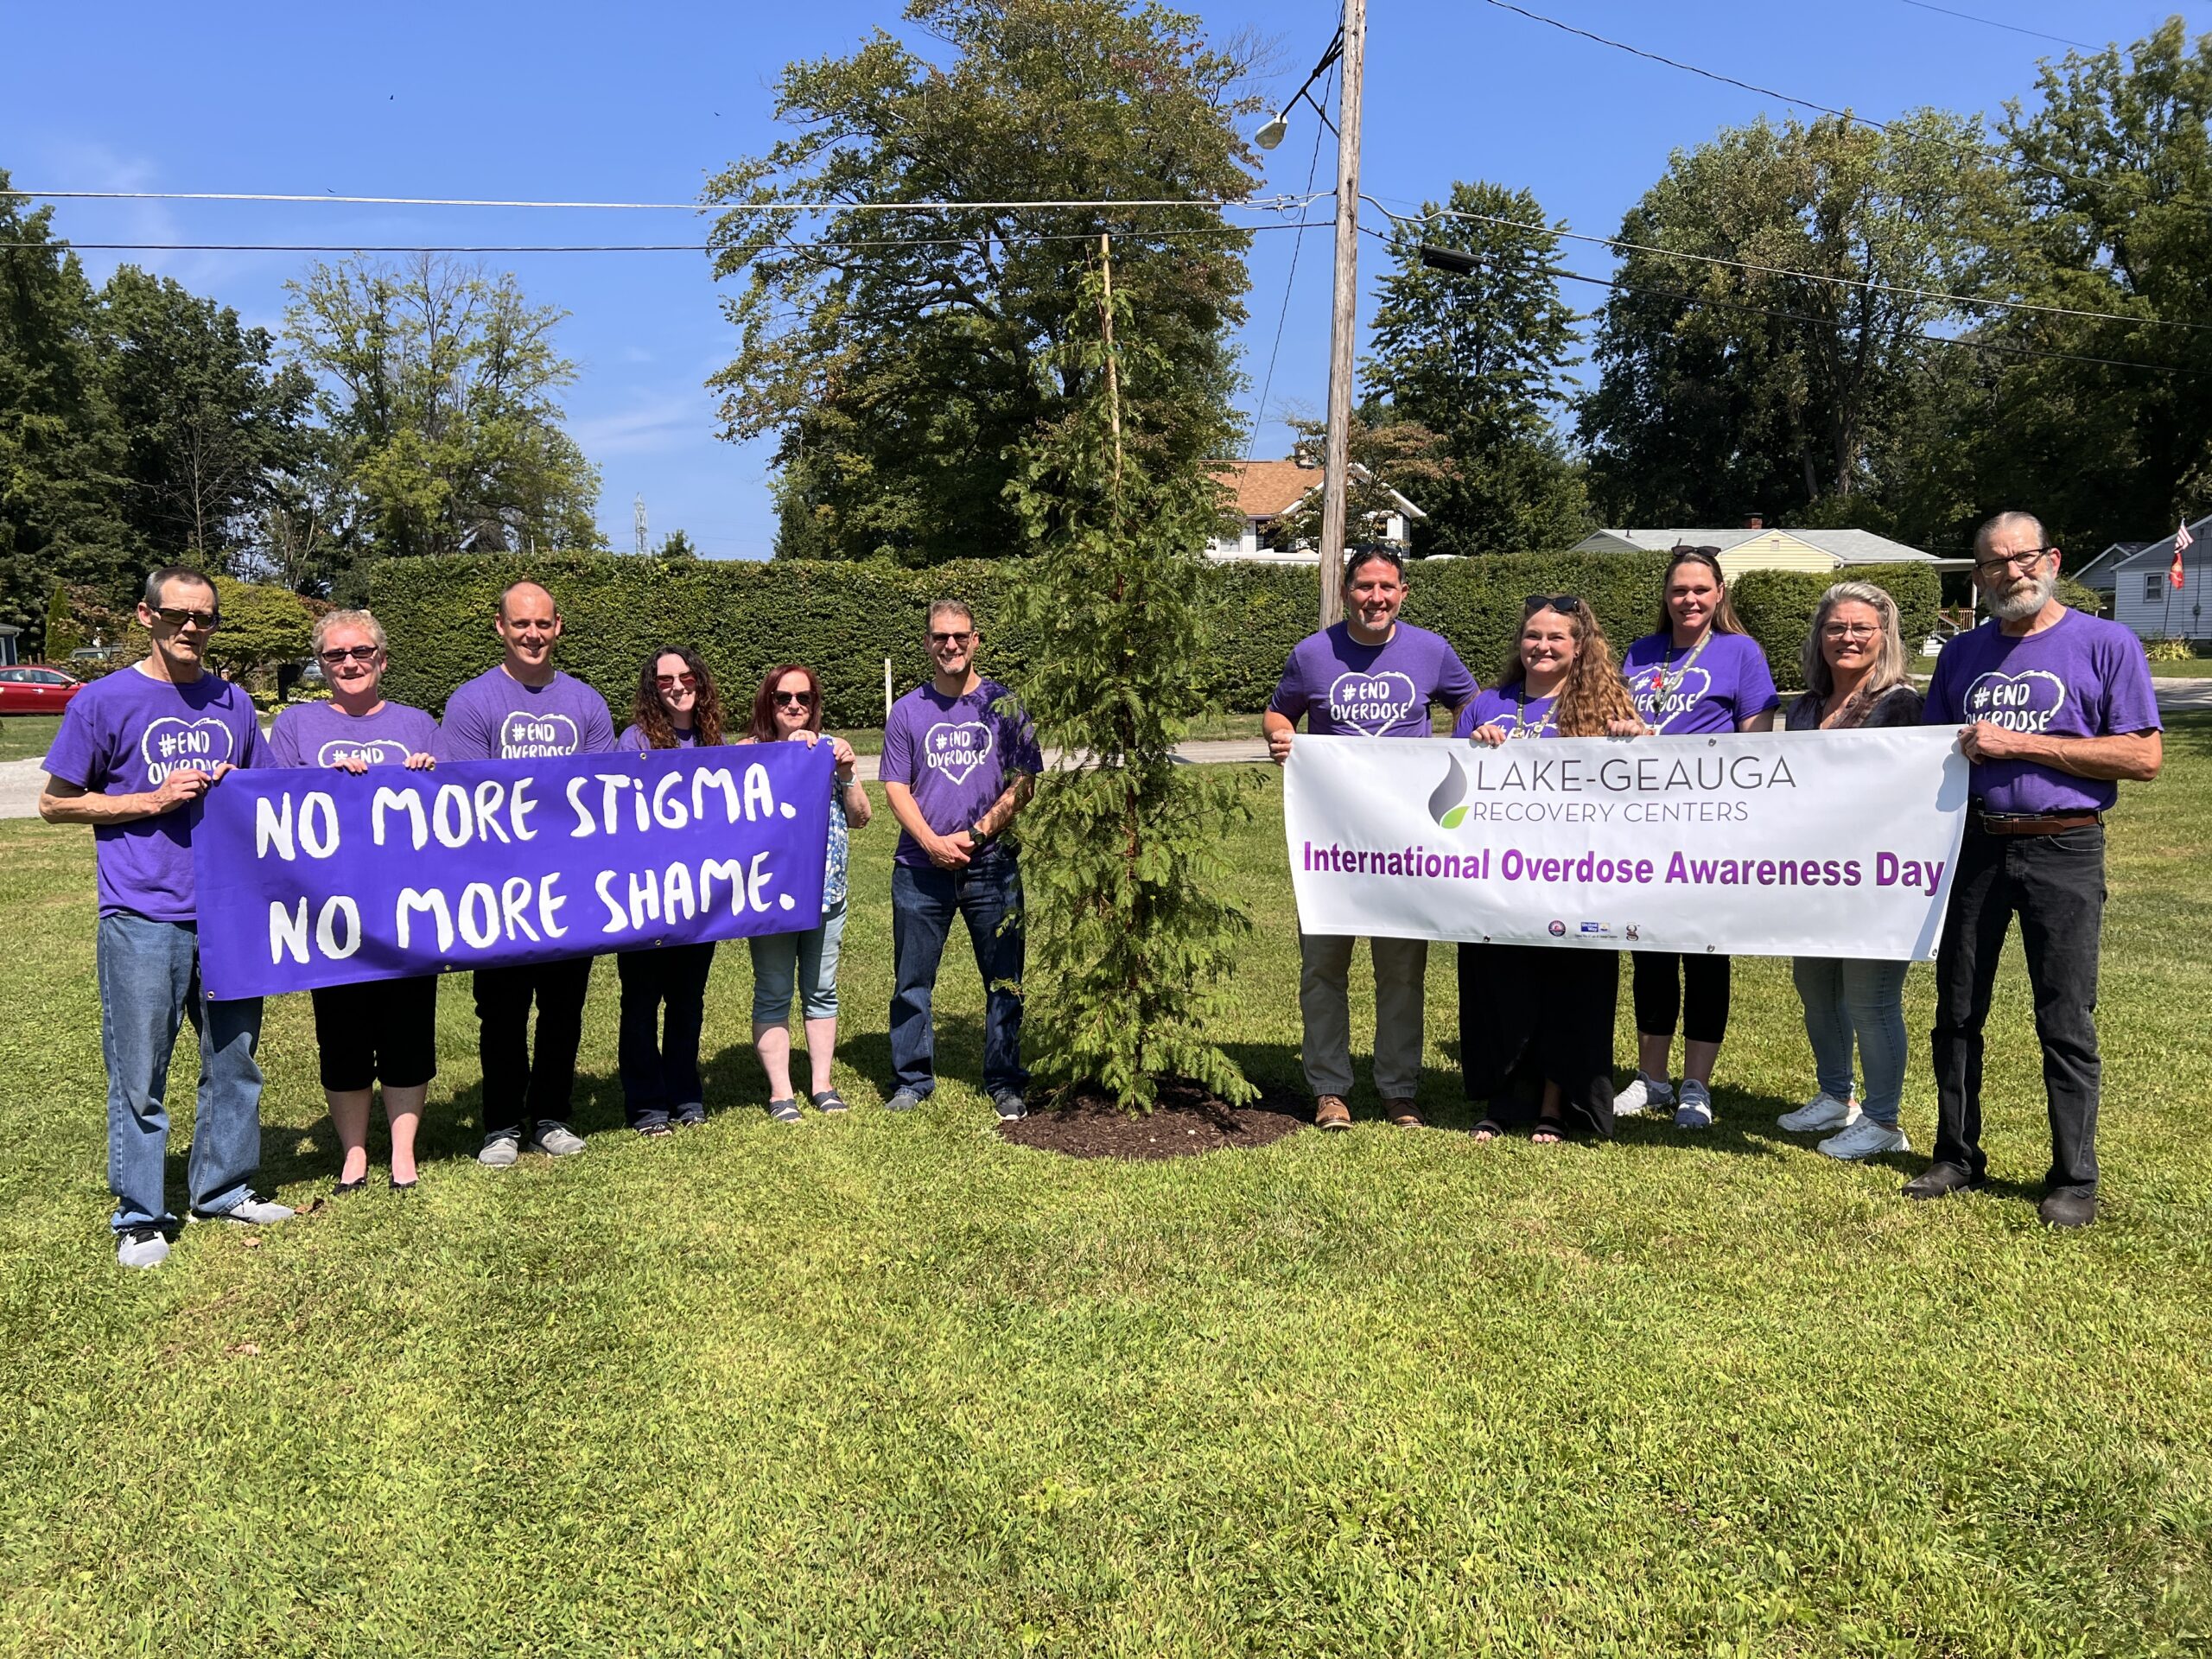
[40,566,292,1268]
[1910,512,2162,1228]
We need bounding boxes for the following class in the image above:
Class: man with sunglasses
[879,599,1041,1120]
[435,581,617,1166]
[1264,545,1478,1131]
[40,566,291,1268]
[1912,512,2162,1228]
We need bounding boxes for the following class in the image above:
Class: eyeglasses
[1523,593,1580,614]
[657,672,698,691]
[772,690,814,707]
[928,631,974,645]
[152,607,219,631]
[1821,623,1879,639]
[1973,546,2054,577]
[320,645,380,664]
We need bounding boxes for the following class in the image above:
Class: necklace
[1506,683,1557,738]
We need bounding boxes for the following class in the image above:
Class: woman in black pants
[613,646,728,1135]
[1608,549,1781,1128]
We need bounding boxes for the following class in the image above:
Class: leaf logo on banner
[1427,753,1470,828]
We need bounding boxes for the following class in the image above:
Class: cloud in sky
[571,392,709,458]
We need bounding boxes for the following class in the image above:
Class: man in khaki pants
[1263,547,1477,1130]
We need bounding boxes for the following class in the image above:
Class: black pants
[472,957,594,1135]
[1931,824,2105,1196]
[616,944,714,1128]
[1630,950,1732,1044]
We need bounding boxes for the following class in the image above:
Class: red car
[0,665,83,715]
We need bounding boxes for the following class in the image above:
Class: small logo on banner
[1427,753,1470,828]
[1548,919,1567,938]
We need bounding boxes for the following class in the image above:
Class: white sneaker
[1672,1080,1715,1130]
[1818,1118,1910,1160]
[529,1122,587,1156]
[1614,1072,1675,1117]
[117,1226,170,1268]
[1778,1092,1859,1133]
[201,1196,295,1226]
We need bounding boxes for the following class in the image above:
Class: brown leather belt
[1968,808,2102,836]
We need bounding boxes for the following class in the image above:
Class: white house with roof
[2106,513,2212,642]
[1205,456,1425,563]
[1569,522,1966,575]
[2067,540,2155,612]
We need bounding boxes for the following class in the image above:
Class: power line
[1248,63,1334,456]
[1897,0,2096,52]
[3,187,1325,214]
[1363,196,2212,334]
[1477,0,2103,200]
[8,222,1332,257]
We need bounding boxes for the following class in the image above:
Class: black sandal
[810,1090,850,1115]
[1531,1116,1567,1145]
[1471,1120,1507,1142]
[334,1176,368,1195]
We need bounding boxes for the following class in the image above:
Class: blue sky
[5,1,2198,559]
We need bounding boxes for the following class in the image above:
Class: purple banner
[193,743,832,1000]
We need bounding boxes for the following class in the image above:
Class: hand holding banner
[1284,729,1968,961]
[193,742,832,1000]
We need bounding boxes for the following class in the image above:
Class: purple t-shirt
[616,723,700,753]
[43,665,269,923]
[880,677,1041,868]
[269,700,439,769]
[1925,608,2161,814]
[1268,622,1478,738]
[434,667,616,762]
[1452,686,1560,741]
[1621,631,1780,734]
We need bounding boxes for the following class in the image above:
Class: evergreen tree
[1005,241,1253,1111]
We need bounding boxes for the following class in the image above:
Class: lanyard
[1506,685,1556,738]
[1642,629,1714,716]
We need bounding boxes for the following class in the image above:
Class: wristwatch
[967,820,992,848]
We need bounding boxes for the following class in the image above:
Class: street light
[1253,5,1364,629]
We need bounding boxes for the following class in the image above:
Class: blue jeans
[889,856,1027,1098]
[750,897,849,1025]
[97,912,265,1232]
[1791,955,1910,1127]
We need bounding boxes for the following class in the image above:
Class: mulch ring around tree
[998,1077,1310,1161]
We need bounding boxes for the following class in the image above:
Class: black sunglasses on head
[1523,593,1581,614]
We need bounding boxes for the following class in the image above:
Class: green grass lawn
[3,727,2209,1654]
[0,714,62,763]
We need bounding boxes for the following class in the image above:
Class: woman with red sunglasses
[613,645,728,1135]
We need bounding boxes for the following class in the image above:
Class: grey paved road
[2,689,2202,822]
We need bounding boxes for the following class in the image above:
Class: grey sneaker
[478,1129,523,1167]
[529,1122,587,1156]
[1673,1080,1715,1130]
[991,1090,1027,1122]
[117,1226,169,1269]
[884,1088,925,1113]
[203,1195,296,1226]
[1613,1072,1674,1117]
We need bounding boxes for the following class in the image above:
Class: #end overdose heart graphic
[1327,671,1419,734]
[139,717,237,783]
[925,720,995,785]
[499,712,581,758]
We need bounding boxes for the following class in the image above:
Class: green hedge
[368,553,1942,722]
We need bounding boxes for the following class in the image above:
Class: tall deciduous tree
[707,0,1259,566]
[1958,18,2212,555]
[284,255,605,570]
[0,168,131,653]
[1004,243,1252,1110]
[1576,112,1999,531]
[1363,182,1589,553]
[97,266,315,578]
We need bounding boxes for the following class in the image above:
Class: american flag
[2174,519,2193,588]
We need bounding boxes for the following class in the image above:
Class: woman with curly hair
[1455,596,1643,1143]
[613,646,727,1134]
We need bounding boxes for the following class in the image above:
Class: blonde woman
[1779,582,1923,1159]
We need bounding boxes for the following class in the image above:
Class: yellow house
[1571,524,1967,575]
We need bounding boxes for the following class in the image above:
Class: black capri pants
[1630,950,1732,1045]
[309,974,440,1092]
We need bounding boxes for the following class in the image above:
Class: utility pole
[1316,0,1366,629]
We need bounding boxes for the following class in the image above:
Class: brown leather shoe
[1383,1097,1424,1128]
[1314,1094,1351,1131]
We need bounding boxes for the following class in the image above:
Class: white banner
[1284,728,1970,960]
